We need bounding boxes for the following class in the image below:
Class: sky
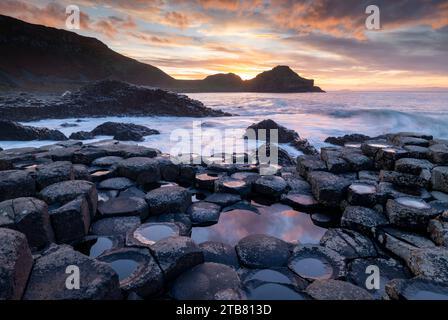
[1,0,448,91]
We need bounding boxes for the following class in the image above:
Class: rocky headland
[1,128,448,300]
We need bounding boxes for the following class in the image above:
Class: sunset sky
[1,0,448,90]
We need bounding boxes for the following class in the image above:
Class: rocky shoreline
[1,130,448,300]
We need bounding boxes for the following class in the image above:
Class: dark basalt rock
[341,206,388,235]
[195,172,222,191]
[236,234,290,269]
[324,134,371,146]
[361,140,392,157]
[117,157,160,185]
[282,175,312,194]
[145,186,191,215]
[380,170,430,188]
[126,222,181,247]
[305,279,373,300]
[320,228,377,259]
[296,155,327,178]
[90,122,159,142]
[0,170,36,202]
[204,192,241,207]
[0,197,54,250]
[39,180,97,219]
[98,197,149,220]
[253,175,288,198]
[98,177,135,191]
[0,228,33,300]
[91,216,140,237]
[73,164,91,181]
[23,245,122,300]
[92,156,123,167]
[239,267,308,290]
[288,245,346,281]
[0,120,67,141]
[307,171,351,208]
[73,235,122,258]
[149,236,203,282]
[147,213,192,236]
[347,258,410,299]
[215,177,251,196]
[119,186,146,199]
[386,198,440,230]
[429,144,448,164]
[341,149,373,171]
[432,166,448,193]
[50,196,90,244]
[155,156,179,182]
[403,145,430,159]
[386,277,448,300]
[280,192,319,213]
[34,161,74,189]
[392,135,429,147]
[69,131,94,140]
[347,182,378,207]
[72,147,107,164]
[199,241,239,267]
[311,213,336,228]
[97,247,164,298]
[406,247,448,283]
[171,262,243,300]
[428,213,448,247]
[395,158,433,175]
[187,201,221,226]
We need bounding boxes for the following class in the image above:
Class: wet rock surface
[0,120,67,141]
[145,186,191,215]
[236,234,290,268]
[305,279,373,300]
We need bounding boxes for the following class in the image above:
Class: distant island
[0,15,324,93]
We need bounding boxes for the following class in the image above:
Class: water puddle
[349,183,376,194]
[245,269,291,285]
[74,236,114,258]
[406,290,448,300]
[289,257,333,280]
[396,197,430,209]
[246,283,307,300]
[133,223,178,245]
[191,203,327,245]
[109,259,140,281]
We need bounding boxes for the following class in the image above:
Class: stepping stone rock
[97,247,164,298]
[199,241,239,267]
[145,186,191,215]
[98,197,149,220]
[380,170,430,188]
[91,216,140,237]
[386,277,448,300]
[358,171,379,182]
[395,158,433,175]
[361,140,391,157]
[341,206,388,235]
[0,197,54,250]
[187,201,221,226]
[195,172,222,191]
[253,176,288,198]
[307,171,351,207]
[429,144,448,164]
[126,222,181,247]
[347,182,377,207]
[236,234,290,268]
[23,245,121,300]
[348,258,410,299]
[117,157,161,185]
[288,245,346,281]
[386,198,440,230]
[305,279,373,300]
[92,156,123,167]
[155,156,179,182]
[98,177,135,191]
[311,213,335,228]
[204,192,241,207]
[39,180,97,219]
[231,172,260,184]
[432,166,448,193]
[119,186,146,198]
[341,150,373,171]
[296,155,327,178]
[0,228,33,300]
[146,213,192,236]
[215,177,251,195]
[320,228,377,259]
[0,170,36,202]
[428,214,448,247]
[73,164,91,181]
[403,145,430,159]
[280,192,319,212]
[407,247,448,283]
[150,236,203,281]
[171,262,242,300]
[35,161,74,189]
[72,147,107,165]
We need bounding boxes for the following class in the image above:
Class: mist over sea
[2,91,448,156]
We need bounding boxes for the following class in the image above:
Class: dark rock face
[171,262,242,300]
[199,241,239,267]
[145,186,191,215]
[98,197,149,220]
[386,278,448,300]
[90,122,160,142]
[204,193,241,207]
[407,248,448,283]
[90,216,140,237]
[428,214,448,247]
[0,120,67,141]
[308,171,351,207]
[97,247,164,298]
[0,228,33,300]
[253,176,288,198]
[236,234,290,268]
[49,196,90,244]
[320,228,377,259]
[23,245,122,300]
[187,201,221,226]
[432,166,448,193]
[117,157,160,185]
[341,206,388,235]
[325,134,371,146]
[98,177,134,191]
[305,279,373,300]
[429,144,448,164]
[149,236,203,282]
[69,131,94,140]
[0,197,54,250]
[0,170,36,202]
[386,198,440,230]
[35,161,74,189]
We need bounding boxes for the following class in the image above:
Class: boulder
[72,147,107,164]
[199,241,239,267]
[170,262,242,300]
[429,144,448,164]
[149,236,203,281]
[98,177,135,191]
[69,131,94,140]
[0,120,67,141]
[215,177,251,196]
[91,122,159,142]
[386,277,448,300]
[0,228,33,300]
[379,170,430,188]
[305,279,373,300]
[0,197,54,250]
[195,172,222,191]
[236,234,290,268]
[187,201,221,226]
[90,216,140,237]
[395,158,433,175]
[324,134,371,146]
[50,196,90,244]
[280,192,319,212]
[145,186,191,215]
[320,228,377,259]
[403,145,430,159]
[98,197,149,220]
[347,182,378,207]
[253,175,288,198]
[307,171,351,207]
[432,166,448,193]
[73,164,91,181]
[296,155,327,178]
[0,170,36,202]
[428,214,448,247]
[204,192,241,207]
[23,245,121,300]
[386,198,440,230]
[117,157,160,185]
[406,247,448,283]
[341,206,388,235]
[34,161,74,189]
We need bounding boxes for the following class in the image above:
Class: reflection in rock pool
[191,203,327,245]
[246,283,307,300]
[133,224,178,245]
[245,269,291,285]
[109,259,140,281]
[289,257,333,280]
[89,237,114,258]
